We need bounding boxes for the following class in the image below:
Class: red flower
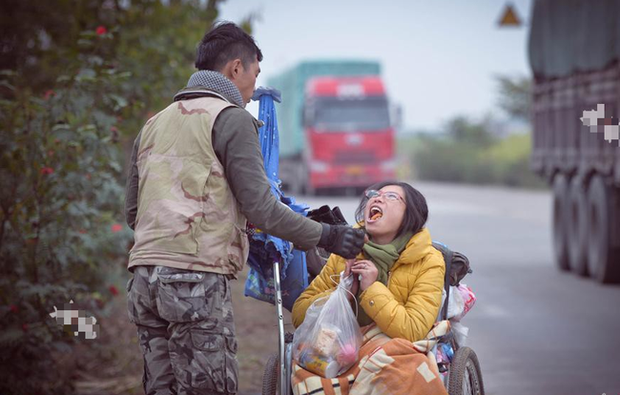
[108,285,119,296]
[111,223,123,233]
[85,173,91,180]
[79,229,87,234]
[22,323,28,332]
[96,26,107,36]
[9,305,18,313]
[40,167,54,175]
[44,90,55,100]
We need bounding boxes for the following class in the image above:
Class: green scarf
[355,232,413,327]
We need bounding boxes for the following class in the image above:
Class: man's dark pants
[127,266,238,395]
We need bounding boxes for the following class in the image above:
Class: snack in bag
[292,272,363,378]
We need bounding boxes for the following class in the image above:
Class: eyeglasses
[364,189,405,203]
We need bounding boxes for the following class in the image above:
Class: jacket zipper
[387,271,392,288]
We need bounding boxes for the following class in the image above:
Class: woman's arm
[291,254,345,328]
[358,254,445,342]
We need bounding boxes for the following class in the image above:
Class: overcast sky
[218,0,533,131]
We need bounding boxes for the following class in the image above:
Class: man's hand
[317,224,365,259]
[351,260,378,291]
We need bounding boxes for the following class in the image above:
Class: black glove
[307,205,349,226]
[317,223,366,259]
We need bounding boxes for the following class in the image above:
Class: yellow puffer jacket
[292,228,445,343]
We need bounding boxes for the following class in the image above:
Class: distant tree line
[399,76,545,189]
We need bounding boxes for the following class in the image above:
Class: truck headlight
[380,159,396,171]
[310,160,329,173]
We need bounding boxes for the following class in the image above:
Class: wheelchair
[260,243,484,395]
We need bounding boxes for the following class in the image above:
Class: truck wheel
[301,166,315,196]
[552,174,570,271]
[567,177,588,276]
[586,176,620,283]
[288,163,304,196]
[304,183,316,196]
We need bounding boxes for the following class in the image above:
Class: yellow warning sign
[498,3,522,27]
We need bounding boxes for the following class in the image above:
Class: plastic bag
[244,249,308,312]
[446,284,476,321]
[446,285,464,320]
[451,321,469,346]
[292,272,363,378]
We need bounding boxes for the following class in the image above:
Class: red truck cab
[302,76,396,194]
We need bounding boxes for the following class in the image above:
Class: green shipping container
[267,60,381,158]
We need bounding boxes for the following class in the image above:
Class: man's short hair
[195,22,263,71]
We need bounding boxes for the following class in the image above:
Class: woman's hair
[354,181,428,239]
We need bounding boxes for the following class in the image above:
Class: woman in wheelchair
[291,181,448,395]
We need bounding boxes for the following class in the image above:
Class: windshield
[311,96,390,132]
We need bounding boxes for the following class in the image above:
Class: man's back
[130,96,248,276]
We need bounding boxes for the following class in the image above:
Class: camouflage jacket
[125,79,323,277]
[128,96,248,276]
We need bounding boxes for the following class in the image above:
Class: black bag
[432,241,472,287]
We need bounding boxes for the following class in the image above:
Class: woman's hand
[351,260,378,291]
[344,259,360,299]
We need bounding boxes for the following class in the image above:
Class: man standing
[124,22,365,395]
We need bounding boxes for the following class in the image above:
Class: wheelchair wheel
[448,347,484,395]
[262,353,279,395]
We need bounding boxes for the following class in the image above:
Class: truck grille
[334,150,377,165]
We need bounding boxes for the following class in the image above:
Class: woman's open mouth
[367,205,383,223]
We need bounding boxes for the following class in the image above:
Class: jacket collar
[174,70,245,108]
[392,228,433,271]
[356,227,433,272]
[402,228,432,258]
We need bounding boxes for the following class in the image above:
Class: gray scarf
[176,70,245,108]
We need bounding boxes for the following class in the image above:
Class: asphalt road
[295,181,620,395]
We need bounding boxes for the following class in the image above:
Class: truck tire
[288,162,304,196]
[552,174,570,271]
[300,163,315,196]
[567,177,588,276]
[303,180,316,196]
[586,176,620,284]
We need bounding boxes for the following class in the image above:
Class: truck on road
[268,60,397,195]
[529,0,620,283]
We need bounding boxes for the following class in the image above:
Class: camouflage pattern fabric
[129,96,249,277]
[127,265,238,395]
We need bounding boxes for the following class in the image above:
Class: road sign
[498,3,522,27]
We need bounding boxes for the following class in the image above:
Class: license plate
[345,166,364,175]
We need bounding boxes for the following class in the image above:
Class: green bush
[484,133,546,188]
[404,132,546,189]
[0,2,248,392]
[0,29,132,395]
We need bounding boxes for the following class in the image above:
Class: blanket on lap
[292,322,450,395]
